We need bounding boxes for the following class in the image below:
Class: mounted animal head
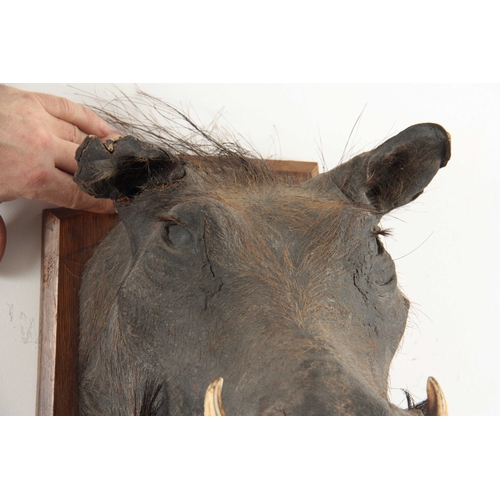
[75,116,450,416]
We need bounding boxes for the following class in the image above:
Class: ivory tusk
[204,378,226,416]
[426,376,449,416]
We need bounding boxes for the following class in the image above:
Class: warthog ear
[74,135,185,202]
[311,123,451,213]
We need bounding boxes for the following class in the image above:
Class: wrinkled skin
[77,123,451,416]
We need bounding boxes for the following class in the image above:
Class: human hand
[0,85,117,260]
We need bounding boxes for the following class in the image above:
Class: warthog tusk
[204,378,226,416]
[426,376,449,416]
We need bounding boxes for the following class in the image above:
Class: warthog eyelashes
[373,228,392,238]
[157,216,182,224]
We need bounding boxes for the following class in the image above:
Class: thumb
[0,215,6,262]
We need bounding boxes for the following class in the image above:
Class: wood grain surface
[37,210,118,415]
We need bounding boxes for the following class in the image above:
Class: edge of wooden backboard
[37,209,118,416]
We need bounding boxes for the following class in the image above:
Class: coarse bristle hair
[77,86,280,187]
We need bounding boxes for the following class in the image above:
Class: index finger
[34,92,111,138]
[34,168,116,214]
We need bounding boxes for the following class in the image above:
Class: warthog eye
[368,227,396,290]
[166,224,192,247]
[160,217,192,247]
[372,228,392,255]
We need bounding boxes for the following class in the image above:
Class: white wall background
[1,83,498,416]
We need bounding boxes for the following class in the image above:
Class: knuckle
[69,124,83,144]
[29,130,54,153]
[28,166,49,187]
[58,96,75,120]
[23,167,50,199]
[19,90,40,107]
[60,122,81,144]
